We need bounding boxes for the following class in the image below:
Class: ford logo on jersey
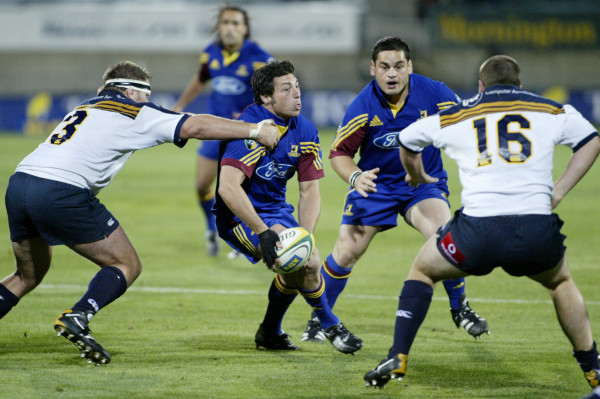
[256,161,295,180]
[373,132,401,149]
[212,76,246,95]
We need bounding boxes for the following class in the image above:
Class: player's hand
[550,190,563,210]
[258,228,281,270]
[405,172,438,188]
[354,167,380,198]
[255,119,279,150]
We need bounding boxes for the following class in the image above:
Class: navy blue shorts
[340,180,450,231]
[216,203,299,264]
[196,140,221,160]
[436,209,566,277]
[5,172,119,245]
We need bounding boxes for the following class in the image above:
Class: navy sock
[442,278,465,310]
[300,277,340,329]
[574,341,600,372]
[388,280,434,358]
[320,254,352,310]
[199,195,217,232]
[261,276,298,335]
[72,266,128,315]
[0,283,19,319]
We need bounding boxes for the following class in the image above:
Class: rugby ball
[273,227,315,274]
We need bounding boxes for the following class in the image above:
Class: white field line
[38,283,600,306]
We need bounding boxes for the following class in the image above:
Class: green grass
[0,130,599,398]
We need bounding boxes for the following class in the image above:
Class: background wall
[0,0,599,131]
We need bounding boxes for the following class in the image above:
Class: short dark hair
[214,4,251,40]
[98,60,151,94]
[479,55,521,87]
[371,36,411,63]
[251,60,295,105]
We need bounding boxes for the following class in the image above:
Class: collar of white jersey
[105,78,151,95]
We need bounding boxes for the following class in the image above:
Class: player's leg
[53,226,142,364]
[365,235,468,388]
[529,256,600,388]
[0,237,52,318]
[405,197,488,337]
[301,224,379,342]
[286,244,362,354]
[195,150,220,257]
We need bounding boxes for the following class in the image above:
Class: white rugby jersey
[16,90,188,194]
[399,85,598,217]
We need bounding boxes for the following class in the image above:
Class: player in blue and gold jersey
[173,5,273,257]
[302,37,489,343]
[215,60,363,354]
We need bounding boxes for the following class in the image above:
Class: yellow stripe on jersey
[274,275,299,295]
[277,125,289,138]
[300,141,323,171]
[252,61,267,71]
[222,50,240,67]
[199,52,209,64]
[239,146,267,166]
[76,101,142,119]
[300,278,325,299]
[437,101,457,111]
[331,114,369,150]
[233,224,256,255]
[441,100,564,128]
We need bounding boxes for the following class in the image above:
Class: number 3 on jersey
[474,114,532,167]
[50,110,89,145]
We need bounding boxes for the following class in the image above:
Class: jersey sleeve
[558,104,599,152]
[435,83,461,112]
[329,97,369,159]
[398,114,441,153]
[198,51,211,83]
[220,139,266,179]
[130,105,189,149]
[298,130,325,181]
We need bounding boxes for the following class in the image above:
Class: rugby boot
[364,353,408,389]
[585,369,600,388]
[301,316,325,342]
[204,230,220,257]
[323,323,363,354]
[54,309,111,364]
[451,294,490,339]
[255,324,299,350]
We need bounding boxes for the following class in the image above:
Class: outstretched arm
[330,155,379,198]
[552,135,600,209]
[400,147,439,188]
[180,116,279,150]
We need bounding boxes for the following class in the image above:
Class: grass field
[0,129,599,398]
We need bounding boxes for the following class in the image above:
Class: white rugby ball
[273,227,315,274]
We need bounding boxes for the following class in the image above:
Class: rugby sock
[0,283,19,319]
[198,192,217,232]
[574,341,600,372]
[72,266,128,315]
[300,277,340,329]
[261,276,298,335]
[387,280,433,358]
[442,277,465,310]
[321,254,352,309]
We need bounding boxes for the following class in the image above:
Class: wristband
[349,170,362,188]
[249,120,265,140]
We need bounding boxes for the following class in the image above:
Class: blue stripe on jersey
[440,85,565,128]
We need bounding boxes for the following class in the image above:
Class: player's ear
[370,60,376,77]
[478,80,486,93]
[260,94,272,106]
[407,59,413,74]
[125,88,136,100]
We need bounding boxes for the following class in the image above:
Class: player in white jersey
[1,60,279,365]
[364,55,600,391]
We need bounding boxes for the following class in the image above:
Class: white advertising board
[0,2,362,53]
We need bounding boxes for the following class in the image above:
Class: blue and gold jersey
[215,104,324,225]
[330,73,459,193]
[199,40,273,119]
